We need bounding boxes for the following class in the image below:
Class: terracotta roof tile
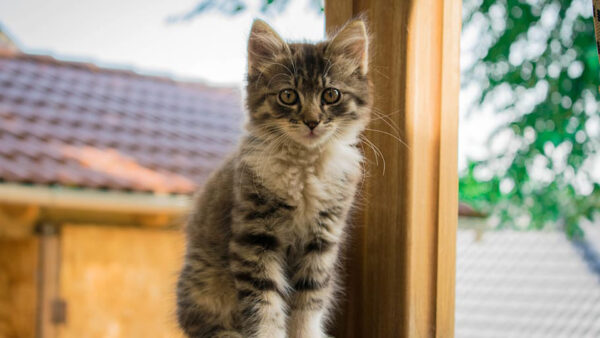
[0,51,243,194]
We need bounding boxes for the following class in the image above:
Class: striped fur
[177,18,371,338]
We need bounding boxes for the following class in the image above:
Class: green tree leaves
[461,0,600,237]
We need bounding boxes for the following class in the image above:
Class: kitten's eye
[278,89,298,105]
[322,88,341,104]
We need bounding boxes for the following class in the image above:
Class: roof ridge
[0,50,237,91]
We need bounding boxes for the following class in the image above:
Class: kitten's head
[245,19,371,148]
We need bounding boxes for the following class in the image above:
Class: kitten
[176,18,372,338]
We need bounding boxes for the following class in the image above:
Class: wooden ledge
[0,183,191,215]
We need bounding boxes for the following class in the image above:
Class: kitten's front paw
[288,312,326,338]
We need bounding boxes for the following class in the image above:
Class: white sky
[0,0,325,85]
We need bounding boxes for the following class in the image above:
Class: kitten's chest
[276,166,342,212]
[259,145,362,226]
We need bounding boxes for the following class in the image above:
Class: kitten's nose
[303,120,320,130]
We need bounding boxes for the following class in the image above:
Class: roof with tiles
[455,224,600,337]
[0,50,244,194]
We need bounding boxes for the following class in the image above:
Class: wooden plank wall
[0,238,39,338]
[57,225,185,338]
[325,0,461,337]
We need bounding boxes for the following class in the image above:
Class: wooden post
[325,0,460,337]
[37,223,61,338]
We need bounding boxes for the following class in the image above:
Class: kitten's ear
[247,19,287,75]
[327,19,369,75]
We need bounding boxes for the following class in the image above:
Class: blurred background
[0,0,598,337]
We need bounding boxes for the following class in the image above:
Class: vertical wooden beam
[436,0,461,336]
[37,223,60,338]
[325,0,460,337]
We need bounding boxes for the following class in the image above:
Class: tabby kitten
[176,18,372,338]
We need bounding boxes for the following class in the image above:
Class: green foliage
[460,0,600,237]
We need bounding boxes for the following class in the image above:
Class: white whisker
[364,127,410,150]
[360,134,386,176]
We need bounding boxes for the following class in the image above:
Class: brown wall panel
[0,238,38,338]
[58,225,184,338]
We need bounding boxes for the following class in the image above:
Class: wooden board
[0,238,39,338]
[325,0,461,337]
[57,225,185,338]
[436,0,461,334]
[38,224,60,338]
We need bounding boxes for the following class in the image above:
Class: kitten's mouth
[304,129,324,140]
[288,129,323,147]
[286,126,331,148]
